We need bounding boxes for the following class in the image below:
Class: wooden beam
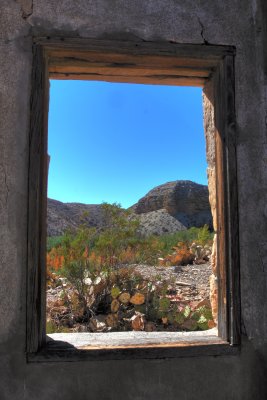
[49,72,205,86]
[49,59,211,77]
[27,45,49,353]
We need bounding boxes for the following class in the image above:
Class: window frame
[27,38,240,361]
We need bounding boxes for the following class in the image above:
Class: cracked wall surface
[1,1,267,399]
[15,0,33,19]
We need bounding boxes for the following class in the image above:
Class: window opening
[46,80,216,340]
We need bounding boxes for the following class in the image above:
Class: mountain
[130,180,212,231]
[47,200,104,237]
[47,180,212,237]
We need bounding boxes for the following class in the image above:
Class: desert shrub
[47,235,64,252]
[160,242,195,266]
[93,203,141,266]
[157,226,213,255]
[46,205,215,332]
[46,246,65,271]
[195,224,213,246]
[46,320,72,334]
[47,220,214,273]
[122,237,165,266]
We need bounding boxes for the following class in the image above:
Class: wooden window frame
[27,37,240,362]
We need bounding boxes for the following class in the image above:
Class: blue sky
[48,80,207,208]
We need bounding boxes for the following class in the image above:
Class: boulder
[131,180,212,229]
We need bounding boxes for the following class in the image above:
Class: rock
[145,321,157,332]
[209,234,218,326]
[78,325,88,332]
[162,317,168,325]
[190,243,212,264]
[211,234,217,274]
[176,281,193,287]
[131,180,212,229]
[131,312,145,331]
[195,298,211,309]
[136,208,187,237]
[182,318,198,330]
[106,313,119,328]
[208,320,216,329]
[207,167,217,231]
[209,273,218,324]
[89,315,107,332]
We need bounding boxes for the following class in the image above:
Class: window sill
[27,329,239,362]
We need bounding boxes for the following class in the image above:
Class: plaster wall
[0,1,267,399]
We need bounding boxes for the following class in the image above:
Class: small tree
[94,203,140,267]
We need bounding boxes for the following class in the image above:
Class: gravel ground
[133,262,212,302]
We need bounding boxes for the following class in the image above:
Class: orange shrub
[118,246,136,264]
[161,242,195,266]
[46,247,65,271]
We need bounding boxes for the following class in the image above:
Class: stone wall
[203,82,218,324]
[1,1,267,399]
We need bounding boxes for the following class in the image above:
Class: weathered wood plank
[49,72,205,86]
[213,62,228,341]
[223,55,240,345]
[47,51,219,70]
[49,59,211,77]
[40,54,50,348]
[47,329,218,347]
[28,330,238,362]
[35,37,235,59]
[28,340,239,363]
[211,55,240,345]
[27,44,49,353]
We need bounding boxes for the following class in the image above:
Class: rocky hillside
[47,200,104,237]
[47,180,212,237]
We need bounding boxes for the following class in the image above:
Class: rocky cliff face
[131,180,212,229]
[47,180,212,237]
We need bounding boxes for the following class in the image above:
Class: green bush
[155,226,213,256]
[196,224,213,246]
[47,235,64,252]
